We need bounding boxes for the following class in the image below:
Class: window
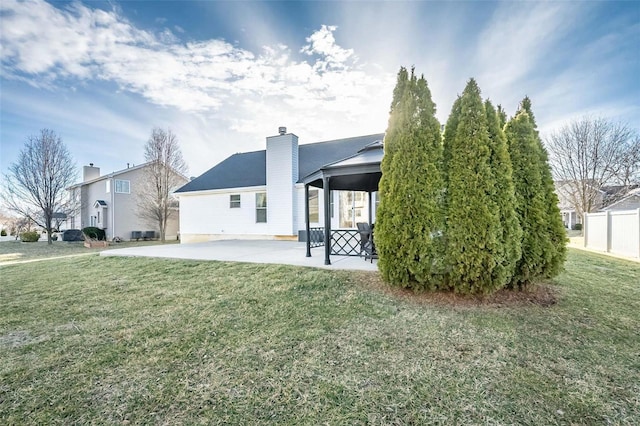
[106,180,110,193]
[115,179,130,194]
[230,194,241,208]
[309,189,319,223]
[256,193,267,223]
[97,211,100,224]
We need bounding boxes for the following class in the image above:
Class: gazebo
[300,140,384,265]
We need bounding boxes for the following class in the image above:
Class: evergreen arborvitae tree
[505,110,552,285]
[496,104,508,129]
[442,96,462,188]
[517,97,566,278]
[443,79,502,294]
[375,67,444,288]
[384,67,410,159]
[485,100,522,285]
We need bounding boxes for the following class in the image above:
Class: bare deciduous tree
[2,129,77,244]
[546,117,639,222]
[137,128,188,242]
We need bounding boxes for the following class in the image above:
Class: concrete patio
[101,240,379,271]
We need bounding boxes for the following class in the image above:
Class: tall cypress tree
[496,104,508,129]
[505,110,551,285]
[442,95,462,188]
[376,67,444,288]
[383,67,410,158]
[485,100,522,285]
[443,79,502,293]
[517,97,566,278]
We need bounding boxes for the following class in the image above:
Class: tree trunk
[46,216,53,245]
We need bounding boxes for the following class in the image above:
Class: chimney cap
[89,163,94,167]
[278,126,287,135]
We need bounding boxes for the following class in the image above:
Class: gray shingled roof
[176,133,384,193]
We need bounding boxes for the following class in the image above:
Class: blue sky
[1,0,638,179]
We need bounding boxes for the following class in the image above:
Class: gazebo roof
[301,140,383,192]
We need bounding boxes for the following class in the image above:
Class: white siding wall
[266,132,298,236]
[585,209,640,259]
[179,187,269,242]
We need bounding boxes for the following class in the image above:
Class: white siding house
[176,129,383,243]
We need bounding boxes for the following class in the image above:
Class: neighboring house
[554,181,604,229]
[601,187,640,211]
[555,181,640,228]
[66,162,188,240]
[175,128,384,243]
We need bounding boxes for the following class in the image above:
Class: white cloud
[0,0,393,175]
[0,0,392,127]
[300,24,355,68]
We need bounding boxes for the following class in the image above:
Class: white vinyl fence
[584,209,640,259]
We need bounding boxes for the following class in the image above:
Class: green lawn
[1,249,638,424]
[0,239,178,264]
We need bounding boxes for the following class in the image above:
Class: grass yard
[0,239,178,264]
[1,249,638,424]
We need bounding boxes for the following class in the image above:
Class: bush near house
[82,227,106,241]
[20,231,40,242]
[572,223,583,231]
[1,229,7,236]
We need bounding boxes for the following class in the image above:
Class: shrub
[82,227,106,240]
[572,223,583,231]
[0,229,6,236]
[20,231,40,242]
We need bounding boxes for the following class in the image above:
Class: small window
[97,211,100,224]
[230,194,241,208]
[309,189,319,223]
[115,179,130,194]
[106,180,110,193]
[256,192,267,223]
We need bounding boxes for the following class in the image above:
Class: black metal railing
[308,227,324,248]
[330,229,361,256]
